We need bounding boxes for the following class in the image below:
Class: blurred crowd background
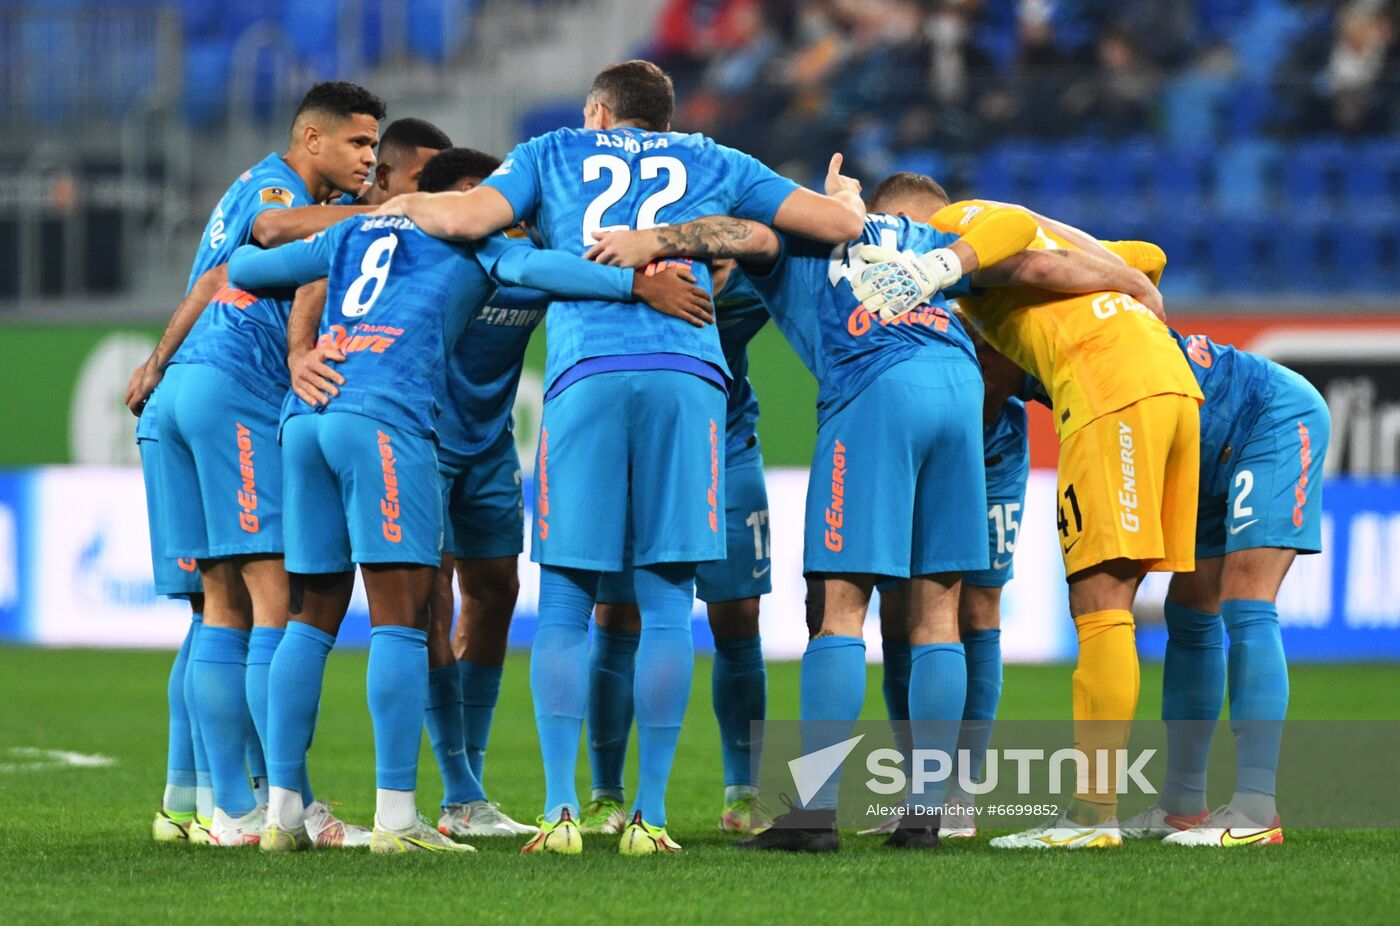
[1,0,1397,308]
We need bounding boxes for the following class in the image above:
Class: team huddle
[129,59,1329,856]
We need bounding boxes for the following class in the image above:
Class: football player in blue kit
[226,184,709,854]
[583,172,1042,852]
[586,262,774,836]
[867,316,1037,842]
[378,59,867,855]
[1108,247,1331,848]
[129,82,385,847]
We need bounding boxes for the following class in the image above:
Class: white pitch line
[0,746,117,773]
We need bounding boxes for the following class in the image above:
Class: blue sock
[191,625,256,817]
[266,622,334,796]
[630,564,696,827]
[165,619,197,798]
[1161,600,1225,816]
[458,661,503,786]
[958,629,1002,790]
[799,634,866,811]
[427,664,485,806]
[1223,599,1288,821]
[245,626,280,796]
[907,643,966,813]
[367,626,429,791]
[532,566,597,821]
[712,634,765,789]
[587,625,639,796]
[184,615,212,817]
[880,637,912,772]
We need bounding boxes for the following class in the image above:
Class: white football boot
[207,807,265,847]
[989,815,1122,849]
[304,800,372,848]
[438,800,539,838]
[1161,805,1283,847]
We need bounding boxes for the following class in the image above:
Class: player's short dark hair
[867,172,951,213]
[293,81,386,126]
[588,60,674,131]
[418,147,503,193]
[378,118,452,158]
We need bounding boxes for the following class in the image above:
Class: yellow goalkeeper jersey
[929,199,1202,440]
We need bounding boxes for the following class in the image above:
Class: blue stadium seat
[1149,146,1209,211]
[1209,216,1272,294]
[283,0,339,77]
[407,0,479,63]
[1214,140,1283,214]
[518,100,580,141]
[1285,139,1351,213]
[182,38,232,126]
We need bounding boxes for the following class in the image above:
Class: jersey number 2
[580,155,687,246]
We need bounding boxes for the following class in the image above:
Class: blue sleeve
[743,232,825,366]
[475,233,633,302]
[488,285,552,310]
[226,231,334,290]
[481,136,544,224]
[719,144,800,225]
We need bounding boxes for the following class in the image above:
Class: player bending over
[866,319,1037,841]
[855,180,1200,850]
[1113,246,1330,847]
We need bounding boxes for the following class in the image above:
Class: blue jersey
[166,154,318,410]
[483,126,798,391]
[715,268,769,463]
[747,214,976,424]
[438,286,550,466]
[228,216,633,441]
[187,153,314,293]
[985,397,1029,477]
[1173,330,1274,499]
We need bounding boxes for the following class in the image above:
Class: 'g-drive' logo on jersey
[1092,293,1154,320]
[847,304,952,338]
[236,423,259,533]
[319,323,404,355]
[825,440,847,551]
[377,431,402,543]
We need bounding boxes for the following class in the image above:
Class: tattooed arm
[584,216,782,271]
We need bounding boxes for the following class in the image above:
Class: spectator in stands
[1321,1,1397,134]
[1061,27,1161,136]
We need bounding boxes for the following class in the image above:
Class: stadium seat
[182,38,232,127]
[518,100,581,141]
[1214,140,1283,214]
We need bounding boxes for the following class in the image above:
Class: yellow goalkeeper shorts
[1055,392,1200,577]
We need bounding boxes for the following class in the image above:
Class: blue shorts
[598,449,772,605]
[138,429,202,598]
[283,412,443,573]
[532,370,726,572]
[155,363,283,560]
[804,356,987,578]
[441,432,524,560]
[964,436,1030,589]
[1197,365,1330,559]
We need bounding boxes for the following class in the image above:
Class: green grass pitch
[1,647,1396,924]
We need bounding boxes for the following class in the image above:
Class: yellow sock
[1070,609,1140,821]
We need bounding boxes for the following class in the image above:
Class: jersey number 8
[342,233,398,318]
[580,155,687,246]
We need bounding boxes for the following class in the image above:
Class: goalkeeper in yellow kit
[855,179,1202,849]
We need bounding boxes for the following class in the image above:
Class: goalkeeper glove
[851,245,964,321]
